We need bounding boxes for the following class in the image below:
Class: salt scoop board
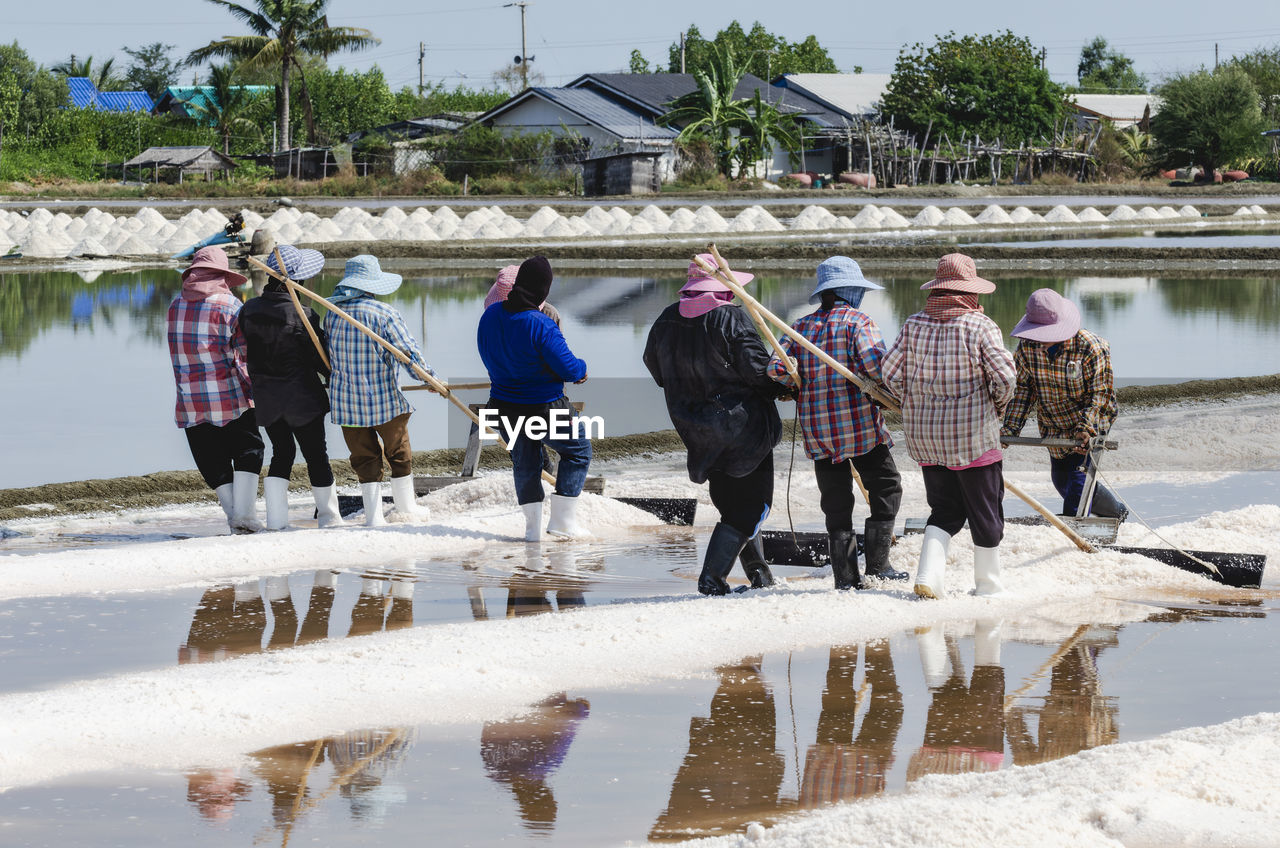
[760,531,856,568]
[334,495,696,526]
[1006,514,1122,544]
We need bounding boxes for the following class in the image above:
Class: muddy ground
[2,376,1276,522]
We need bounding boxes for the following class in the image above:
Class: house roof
[774,73,892,119]
[478,87,678,141]
[66,77,154,112]
[1070,93,1160,122]
[153,85,273,122]
[124,146,236,169]
[347,113,473,145]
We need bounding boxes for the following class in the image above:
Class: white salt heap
[1075,206,1107,223]
[1179,205,1200,218]
[1008,206,1042,224]
[877,207,910,228]
[912,205,946,226]
[974,205,1012,225]
[1043,204,1080,223]
[1136,206,1164,220]
[941,206,976,226]
[1108,205,1138,221]
[852,205,885,227]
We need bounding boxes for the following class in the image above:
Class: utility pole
[504,2,533,90]
[1215,43,1219,69]
[680,31,686,73]
[418,42,426,95]
[1040,47,1047,69]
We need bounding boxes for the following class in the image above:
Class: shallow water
[2,268,1278,488]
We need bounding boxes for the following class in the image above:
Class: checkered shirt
[324,296,434,427]
[768,305,892,462]
[1001,329,1117,459]
[167,293,252,428]
[881,311,1017,467]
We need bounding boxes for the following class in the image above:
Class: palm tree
[182,64,263,155]
[53,54,123,91]
[659,44,751,176]
[187,0,379,151]
[737,90,802,178]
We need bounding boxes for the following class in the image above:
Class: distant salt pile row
[0,201,1272,261]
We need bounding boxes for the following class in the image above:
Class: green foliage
[880,30,1068,143]
[1229,46,1280,126]
[184,64,266,153]
[736,89,801,175]
[52,54,122,91]
[389,83,507,120]
[1151,66,1265,177]
[1114,125,1155,176]
[660,44,751,176]
[123,42,184,101]
[669,21,838,80]
[404,124,581,182]
[1076,36,1146,93]
[0,43,70,130]
[629,50,651,74]
[305,65,394,143]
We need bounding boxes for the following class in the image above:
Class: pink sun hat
[920,253,995,294]
[680,253,754,294]
[1012,288,1082,343]
[483,264,521,308]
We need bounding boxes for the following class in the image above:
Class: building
[772,73,891,120]
[66,78,153,113]
[1070,94,1160,130]
[152,85,275,123]
[122,147,237,182]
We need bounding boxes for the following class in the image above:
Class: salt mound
[608,207,632,226]
[65,218,87,239]
[1009,206,1041,224]
[499,217,525,237]
[974,205,1011,225]
[240,210,265,228]
[432,219,459,239]
[310,219,343,242]
[790,205,839,230]
[1179,205,1200,218]
[941,207,976,226]
[878,208,910,228]
[542,217,578,238]
[1076,207,1108,223]
[339,221,377,241]
[667,208,698,232]
[51,212,73,229]
[566,217,597,236]
[473,222,507,239]
[27,208,54,226]
[622,218,655,235]
[525,206,560,230]
[116,234,157,256]
[636,205,672,228]
[692,205,728,231]
[407,207,433,225]
[1108,205,1138,221]
[852,205,884,227]
[1043,205,1080,223]
[433,206,460,224]
[748,206,785,231]
[582,207,615,230]
[1157,206,1180,219]
[912,205,946,226]
[381,206,407,224]
[1136,206,1164,220]
[275,222,303,243]
[1250,204,1269,216]
[71,237,109,257]
[21,231,72,258]
[204,208,229,229]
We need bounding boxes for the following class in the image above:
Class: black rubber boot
[735,533,776,591]
[863,519,908,580]
[829,529,863,590]
[699,523,748,596]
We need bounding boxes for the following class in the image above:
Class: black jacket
[238,286,331,428]
[643,302,785,483]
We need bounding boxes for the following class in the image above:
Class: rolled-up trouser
[707,453,774,539]
[265,414,334,487]
[341,412,412,483]
[492,397,593,505]
[184,409,264,491]
[921,461,1005,548]
[813,443,903,534]
[1050,453,1126,518]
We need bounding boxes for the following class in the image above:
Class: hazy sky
[9,0,1280,92]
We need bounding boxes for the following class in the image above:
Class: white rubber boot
[263,476,290,531]
[389,475,428,523]
[522,502,544,542]
[974,619,1003,666]
[229,471,263,534]
[361,482,387,527]
[391,579,414,601]
[545,493,589,539]
[916,626,950,688]
[312,485,345,528]
[215,483,234,526]
[914,525,950,599]
[973,545,1010,597]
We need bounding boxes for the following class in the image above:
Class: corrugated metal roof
[66,77,154,112]
[497,88,677,141]
[124,146,235,168]
[776,74,892,119]
[66,77,99,108]
[1070,94,1160,121]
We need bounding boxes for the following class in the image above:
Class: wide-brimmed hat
[1012,288,1081,343]
[183,246,246,286]
[266,244,325,281]
[681,252,754,294]
[337,254,401,295]
[809,256,883,304]
[920,253,995,294]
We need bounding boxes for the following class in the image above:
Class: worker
[1001,288,1127,519]
[881,253,1017,599]
[768,256,906,590]
[643,254,791,595]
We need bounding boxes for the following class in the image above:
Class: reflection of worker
[907,623,1005,780]
[179,581,267,663]
[650,658,784,841]
[1007,633,1118,766]
[481,694,591,833]
[799,639,903,807]
[186,768,251,823]
[1000,289,1127,520]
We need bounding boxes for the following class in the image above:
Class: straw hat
[920,253,995,294]
[337,254,401,295]
[183,246,246,286]
[681,252,753,294]
[1012,288,1081,343]
[809,256,883,304]
[266,244,325,281]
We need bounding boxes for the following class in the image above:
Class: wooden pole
[273,246,330,370]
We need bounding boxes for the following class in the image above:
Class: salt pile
[1157,205,1181,219]
[1250,204,1269,216]
[1233,206,1257,217]
[692,205,729,232]
[1076,207,1108,223]
[1009,206,1042,224]
[941,206,976,226]
[1179,205,1201,218]
[790,205,839,230]
[877,207,910,228]
[974,205,1013,225]
[1043,204,1080,224]
[1108,205,1138,221]
[636,205,672,231]
[912,205,946,226]
[1136,206,1164,220]
[667,208,698,233]
[852,205,885,227]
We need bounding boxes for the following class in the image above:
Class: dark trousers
[813,444,903,534]
[184,410,264,491]
[707,453,774,538]
[1049,454,1126,518]
[922,461,1005,547]
[265,414,334,487]
[492,398,593,505]
[341,412,412,483]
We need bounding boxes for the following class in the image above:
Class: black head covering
[505,256,553,313]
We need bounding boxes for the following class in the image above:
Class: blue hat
[337,254,401,295]
[266,244,326,281]
[809,256,883,305]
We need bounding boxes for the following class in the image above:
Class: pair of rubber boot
[261,477,346,530]
[522,494,589,542]
[697,523,776,596]
[361,476,428,528]
[829,519,909,590]
[913,525,1008,599]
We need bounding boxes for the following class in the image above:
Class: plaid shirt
[881,311,1016,466]
[167,293,252,428]
[1001,329,1117,459]
[324,296,434,427]
[768,305,892,462]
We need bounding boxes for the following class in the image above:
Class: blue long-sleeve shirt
[478,302,587,404]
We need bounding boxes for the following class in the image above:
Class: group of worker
[167,241,1121,601]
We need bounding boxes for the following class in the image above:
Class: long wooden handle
[1003,435,1118,450]
[1003,478,1097,553]
[273,246,331,370]
[245,254,556,486]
